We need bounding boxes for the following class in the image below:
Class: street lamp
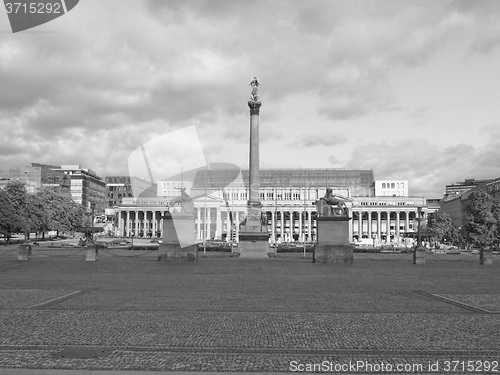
[90,202,96,243]
[413,206,423,264]
[416,206,422,248]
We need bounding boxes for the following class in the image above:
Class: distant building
[111,168,428,243]
[53,165,106,214]
[373,180,408,197]
[444,178,493,198]
[31,163,70,195]
[425,198,441,214]
[105,176,156,207]
[0,166,41,193]
[440,177,500,227]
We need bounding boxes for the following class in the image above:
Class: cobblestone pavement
[0,250,500,373]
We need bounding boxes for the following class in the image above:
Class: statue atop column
[249,76,261,102]
[248,76,261,115]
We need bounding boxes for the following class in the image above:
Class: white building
[112,169,427,244]
[374,180,408,197]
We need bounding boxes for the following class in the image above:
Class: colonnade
[115,205,425,244]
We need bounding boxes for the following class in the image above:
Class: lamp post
[90,202,96,244]
[413,206,424,264]
[416,206,422,248]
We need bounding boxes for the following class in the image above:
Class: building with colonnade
[111,168,428,244]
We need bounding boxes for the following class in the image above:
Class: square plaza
[1,248,500,373]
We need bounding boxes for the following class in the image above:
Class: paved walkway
[0,247,499,373]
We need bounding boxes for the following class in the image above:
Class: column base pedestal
[86,247,97,261]
[313,244,353,264]
[17,244,32,261]
[480,248,493,265]
[413,247,426,265]
[314,216,353,264]
[238,232,270,258]
[158,213,197,263]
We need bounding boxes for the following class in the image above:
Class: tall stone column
[206,208,211,240]
[377,211,381,241]
[280,211,285,238]
[143,210,148,236]
[307,211,313,241]
[126,211,130,237]
[271,211,275,243]
[367,211,372,239]
[358,211,363,238]
[239,77,269,257]
[196,208,201,240]
[245,99,262,226]
[134,211,139,236]
[235,211,240,242]
[298,211,303,240]
[160,211,165,238]
[216,207,222,240]
[395,211,400,238]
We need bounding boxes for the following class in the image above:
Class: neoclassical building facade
[111,169,428,244]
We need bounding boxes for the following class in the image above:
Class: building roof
[192,168,374,190]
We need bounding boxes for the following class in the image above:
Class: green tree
[4,181,29,237]
[35,188,86,237]
[463,190,499,248]
[426,210,458,245]
[24,193,46,239]
[0,189,21,243]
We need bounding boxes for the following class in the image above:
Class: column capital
[248,100,262,115]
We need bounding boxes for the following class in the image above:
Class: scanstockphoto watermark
[290,360,424,373]
[3,0,80,33]
[290,360,500,372]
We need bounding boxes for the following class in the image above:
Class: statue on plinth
[168,187,195,214]
[316,188,348,218]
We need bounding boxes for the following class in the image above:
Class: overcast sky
[1,0,500,198]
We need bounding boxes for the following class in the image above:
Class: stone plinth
[17,244,32,261]
[86,247,97,261]
[238,206,269,258]
[158,213,197,262]
[313,217,353,264]
[413,247,426,265]
[480,248,493,265]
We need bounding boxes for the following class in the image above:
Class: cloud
[290,132,348,148]
[0,0,499,194]
[344,137,500,198]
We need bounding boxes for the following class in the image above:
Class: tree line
[0,181,87,242]
[426,190,500,249]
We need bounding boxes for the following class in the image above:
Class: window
[391,183,395,188]
[382,183,386,188]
